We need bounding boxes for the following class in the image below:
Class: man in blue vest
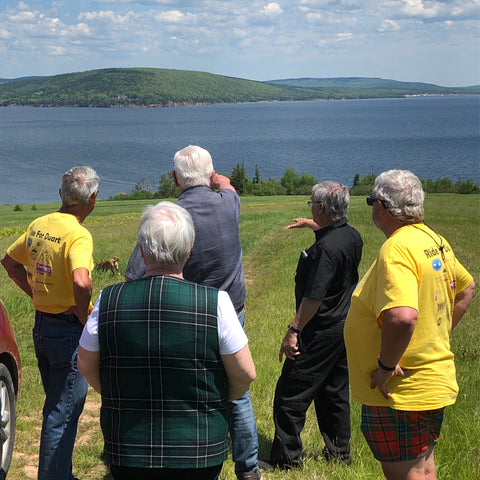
[78,201,256,480]
[125,146,260,480]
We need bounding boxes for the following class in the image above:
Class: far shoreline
[1,92,478,109]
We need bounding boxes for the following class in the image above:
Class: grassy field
[0,194,478,480]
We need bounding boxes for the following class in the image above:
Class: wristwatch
[288,324,301,334]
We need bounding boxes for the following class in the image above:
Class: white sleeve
[79,292,102,352]
[217,290,248,355]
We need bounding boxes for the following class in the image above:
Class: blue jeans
[33,312,88,480]
[227,308,259,475]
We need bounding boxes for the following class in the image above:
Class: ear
[172,170,180,187]
[90,191,98,205]
[139,245,144,259]
[377,200,391,219]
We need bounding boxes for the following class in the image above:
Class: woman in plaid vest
[78,202,256,480]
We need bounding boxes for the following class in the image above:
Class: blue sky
[1,0,479,86]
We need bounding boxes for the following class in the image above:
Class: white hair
[312,181,349,222]
[373,170,425,222]
[173,145,213,189]
[138,201,194,266]
[60,166,99,206]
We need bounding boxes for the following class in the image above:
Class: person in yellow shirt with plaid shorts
[344,170,475,480]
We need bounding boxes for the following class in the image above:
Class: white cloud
[402,0,439,18]
[154,10,196,24]
[261,2,283,16]
[77,23,91,35]
[306,12,322,22]
[8,10,36,22]
[78,10,134,24]
[378,19,400,32]
[336,32,353,40]
[0,0,478,85]
[17,1,30,10]
[0,27,11,39]
[49,45,67,55]
[233,27,248,38]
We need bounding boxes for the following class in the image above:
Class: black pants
[270,321,351,467]
[110,463,223,480]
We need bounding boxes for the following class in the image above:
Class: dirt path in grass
[12,390,104,480]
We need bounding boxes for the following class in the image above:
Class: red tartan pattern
[360,405,444,462]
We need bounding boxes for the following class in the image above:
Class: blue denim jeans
[33,312,88,480]
[227,308,259,475]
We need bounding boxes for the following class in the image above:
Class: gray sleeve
[124,242,146,280]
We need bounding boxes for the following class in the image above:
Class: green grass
[1,195,479,480]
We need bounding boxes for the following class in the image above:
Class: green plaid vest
[98,276,228,468]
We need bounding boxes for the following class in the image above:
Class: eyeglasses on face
[307,201,322,208]
[366,195,389,208]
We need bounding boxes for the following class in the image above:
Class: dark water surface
[1,95,478,205]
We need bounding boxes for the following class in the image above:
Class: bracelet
[288,324,301,334]
[377,356,396,372]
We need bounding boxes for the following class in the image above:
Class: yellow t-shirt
[7,212,94,314]
[344,223,473,410]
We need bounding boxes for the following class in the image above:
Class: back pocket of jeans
[38,336,75,369]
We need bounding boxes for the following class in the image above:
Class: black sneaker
[259,458,302,471]
[322,446,353,465]
[257,459,275,471]
[236,469,261,480]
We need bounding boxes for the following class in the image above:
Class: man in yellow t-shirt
[1,166,99,480]
[344,170,475,480]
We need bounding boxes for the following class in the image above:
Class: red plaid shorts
[361,405,444,462]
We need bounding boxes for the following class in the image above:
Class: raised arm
[286,218,320,230]
[210,172,236,192]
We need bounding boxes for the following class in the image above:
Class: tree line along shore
[108,170,480,203]
[5,171,479,213]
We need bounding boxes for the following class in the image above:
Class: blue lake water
[0,95,479,205]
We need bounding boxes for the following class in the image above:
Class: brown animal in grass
[96,256,120,275]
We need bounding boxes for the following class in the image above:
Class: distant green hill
[267,77,443,89]
[0,68,477,107]
[0,68,324,107]
[267,76,480,92]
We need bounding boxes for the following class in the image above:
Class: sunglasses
[366,196,389,209]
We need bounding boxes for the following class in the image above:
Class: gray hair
[60,166,99,206]
[173,145,213,189]
[138,201,194,266]
[312,181,349,222]
[373,170,425,222]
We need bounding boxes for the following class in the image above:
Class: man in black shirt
[266,181,363,469]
